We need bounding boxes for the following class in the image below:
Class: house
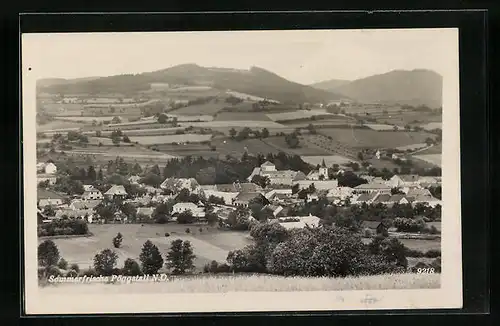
[172,202,205,217]
[263,204,284,217]
[104,185,128,199]
[216,182,262,193]
[142,186,163,195]
[233,192,269,208]
[55,208,94,220]
[82,188,103,200]
[372,193,392,205]
[37,174,57,186]
[295,180,339,191]
[306,162,329,181]
[277,215,320,229]
[353,183,391,194]
[410,194,442,208]
[386,175,421,188]
[352,192,379,205]
[136,207,155,219]
[361,219,395,234]
[264,189,292,200]
[387,194,411,205]
[69,199,102,210]
[247,161,306,186]
[203,190,239,205]
[306,193,320,203]
[160,177,204,196]
[37,189,66,207]
[406,188,432,197]
[326,187,353,200]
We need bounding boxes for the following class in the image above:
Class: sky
[22,28,457,85]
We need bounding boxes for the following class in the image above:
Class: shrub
[425,249,441,258]
[367,236,408,268]
[227,244,267,273]
[66,269,78,277]
[363,228,374,238]
[80,268,97,277]
[69,263,80,273]
[45,265,63,277]
[38,240,60,267]
[393,217,426,233]
[199,227,203,233]
[165,232,170,237]
[113,232,123,248]
[57,258,68,270]
[185,228,191,234]
[122,258,142,276]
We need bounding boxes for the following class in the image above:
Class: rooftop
[37,189,66,200]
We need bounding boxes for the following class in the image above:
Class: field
[155,143,218,158]
[210,138,281,156]
[226,90,279,103]
[85,127,187,137]
[266,109,334,122]
[398,238,441,252]
[261,136,332,156]
[178,120,285,128]
[53,116,117,123]
[41,224,253,270]
[318,128,434,150]
[421,122,442,130]
[166,100,225,116]
[364,124,403,131]
[39,273,440,293]
[37,121,84,132]
[300,155,354,167]
[214,112,272,121]
[395,143,428,151]
[416,143,442,155]
[129,134,212,145]
[413,154,441,167]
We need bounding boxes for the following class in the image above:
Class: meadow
[266,109,334,122]
[412,154,441,167]
[214,112,272,121]
[300,155,354,167]
[167,102,225,116]
[41,223,253,270]
[178,120,285,129]
[37,121,84,132]
[129,134,212,145]
[317,128,434,149]
[39,273,440,293]
[261,136,332,156]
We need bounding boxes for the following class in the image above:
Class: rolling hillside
[313,69,443,108]
[37,64,343,104]
[310,79,351,91]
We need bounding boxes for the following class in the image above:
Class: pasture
[412,154,441,167]
[168,114,214,122]
[214,112,272,121]
[37,121,84,132]
[395,143,428,151]
[261,136,332,156]
[168,102,225,116]
[155,143,218,158]
[42,224,253,270]
[318,128,434,149]
[421,122,442,130]
[39,273,440,293]
[226,90,279,103]
[210,138,282,156]
[364,124,403,131]
[266,109,334,122]
[54,116,118,123]
[129,134,212,145]
[178,120,285,129]
[361,237,441,252]
[416,143,442,155]
[300,155,354,167]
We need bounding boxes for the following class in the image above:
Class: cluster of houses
[37,160,441,230]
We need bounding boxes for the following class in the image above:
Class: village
[36,156,442,234]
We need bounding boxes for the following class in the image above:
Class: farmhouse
[326,187,354,200]
[387,194,411,205]
[233,192,269,208]
[82,188,103,200]
[160,177,204,196]
[264,189,293,200]
[409,194,442,208]
[55,208,94,221]
[172,202,205,217]
[263,204,284,217]
[386,175,421,188]
[353,183,391,194]
[37,189,66,207]
[37,173,57,186]
[247,161,306,186]
[352,192,379,205]
[104,185,128,199]
[69,199,102,210]
[405,188,432,197]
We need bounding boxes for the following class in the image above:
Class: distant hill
[37,64,343,104]
[310,79,351,91]
[328,69,442,108]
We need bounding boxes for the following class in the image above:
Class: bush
[199,227,203,233]
[165,232,170,237]
[185,228,191,234]
[393,217,426,233]
[69,263,80,273]
[122,258,142,276]
[363,228,374,238]
[57,258,68,270]
[45,265,63,277]
[425,249,441,258]
[80,268,97,277]
[66,269,78,277]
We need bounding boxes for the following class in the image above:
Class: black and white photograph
[22,28,462,314]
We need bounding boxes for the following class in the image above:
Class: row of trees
[38,238,196,279]
[228,127,270,141]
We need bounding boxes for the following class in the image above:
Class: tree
[139,240,164,274]
[57,258,68,270]
[111,134,121,146]
[140,172,163,188]
[113,232,123,248]
[229,128,237,139]
[262,128,270,138]
[166,239,196,275]
[391,187,405,195]
[150,164,161,176]
[131,163,142,175]
[251,175,270,189]
[123,135,131,143]
[93,249,118,276]
[292,183,300,195]
[38,240,60,267]
[306,123,317,134]
[87,165,97,181]
[177,210,195,224]
[158,114,168,124]
[122,258,142,276]
[97,169,104,181]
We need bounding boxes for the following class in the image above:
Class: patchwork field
[361,237,441,252]
[41,224,253,270]
[416,143,442,155]
[129,134,212,145]
[39,273,440,294]
[226,90,279,103]
[155,143,219,158]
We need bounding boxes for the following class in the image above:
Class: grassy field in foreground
[39,273,440,293]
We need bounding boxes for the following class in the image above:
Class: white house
[172,202,205,217]
[247,161,306,186]
[306,166,329,181]
[160,177,204,196]
[296,180,339,191]
[82,188,103,200]
[37,189,65,207]
[37,174,57,186]
[353,183,392,194]
[277,215,320,229]
[386,175,421,188]
[203,190,239,205]
[326,187,354,200]
[104,185,128,199]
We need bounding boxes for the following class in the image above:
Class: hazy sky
[23,28,457,85]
